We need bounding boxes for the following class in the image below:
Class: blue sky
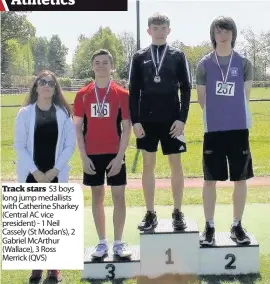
[27,0,270,64]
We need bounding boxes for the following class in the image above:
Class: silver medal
[215,51,234,88]
[94,80,111,118]
[154,76,161,83]
[150,44,168,84]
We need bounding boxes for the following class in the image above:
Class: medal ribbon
[150,44,168,77]
[214,51,234,84]
[94,80,111,116]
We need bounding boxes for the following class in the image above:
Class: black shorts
[26,173,58,183]
[83,154,127,187]
[136,122,187,155]
[203,130,254,181]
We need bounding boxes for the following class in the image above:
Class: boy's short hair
[210,16,237,48]
[91,49,114,64]
[148,13,170,27]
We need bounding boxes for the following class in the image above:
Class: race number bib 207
[91,103,110,117]
[215,81,235,96]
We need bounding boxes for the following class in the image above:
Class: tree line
[1,12,270,88]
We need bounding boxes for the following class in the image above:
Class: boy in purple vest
[196,16,253,246]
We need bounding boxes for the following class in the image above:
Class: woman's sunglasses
[37,78,56,88]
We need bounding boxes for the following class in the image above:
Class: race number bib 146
[91,103,110,117]
[215,81,235,96]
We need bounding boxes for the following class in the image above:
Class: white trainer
[91,243,108,258]
[113,243,132,258]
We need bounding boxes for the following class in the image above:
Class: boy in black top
[129,13,191,231]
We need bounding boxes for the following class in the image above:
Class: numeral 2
[225,253,236,269]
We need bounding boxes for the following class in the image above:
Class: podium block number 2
[106,264,115,279]
[165,248,174,264]
[225,254,236,270]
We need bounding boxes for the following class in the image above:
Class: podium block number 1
[225,254,236,270]
[165,248,174,264]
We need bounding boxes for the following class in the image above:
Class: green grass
[2,201,270,284]
[1,88,270,283]
[1,88,270,106]
[1,99,270,179]
[1,188,270,283]
[82,186,270,207]
[1,91,77,106]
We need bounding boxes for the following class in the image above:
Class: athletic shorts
[136,122,187,155]
[83,154,127,187]
[26,173,58,183]
[203,129,254,181]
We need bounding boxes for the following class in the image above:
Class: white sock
[113,240,122,246]
[99,239,108,246]
[232,219,240,227]
[207,220,215,228]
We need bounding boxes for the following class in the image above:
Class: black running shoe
[47,270,62,282]
[200,222,215,246]
[231,221,251,245]
[138,211,158,231]
[172,209,187,230]
[29,270,42,284]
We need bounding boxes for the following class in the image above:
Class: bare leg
[233,180,247,221]
[168,154,184,211]
[91,185,106,240]
[142,150,156,211]
[111,185,126,241]
[203,181,217,222]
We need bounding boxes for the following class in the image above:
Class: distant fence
[1,99,270,108]
[1,86,81,95]
[1,80,270,95]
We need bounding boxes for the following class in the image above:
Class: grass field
[1,88,270,283]
[1,88,270,179]
[1,187,270,283]
[1,87,270,105]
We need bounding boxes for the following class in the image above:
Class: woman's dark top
[26,104,58,183]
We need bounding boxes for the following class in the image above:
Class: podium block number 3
[165,248,174,264]
[106,264,115,279]
[225,254,236,270]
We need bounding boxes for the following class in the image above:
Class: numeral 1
[165,248,174,264]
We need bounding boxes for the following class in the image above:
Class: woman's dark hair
[210,16,237,48]
[24,70,72,116]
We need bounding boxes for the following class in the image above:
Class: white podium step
[82,245,140,280]
[200,232,259,275]
[140,219,200,278]
[82,219,260,280]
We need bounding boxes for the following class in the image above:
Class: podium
[140,219,199,277]
[199,232,259,275]
[82,218,259,280]
[83,246,140,280]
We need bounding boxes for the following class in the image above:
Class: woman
[14,70,76,283]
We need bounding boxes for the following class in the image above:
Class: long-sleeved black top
[26,105,58,183]
[129,44,191,125]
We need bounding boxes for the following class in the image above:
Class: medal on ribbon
[94,80,111,117]
[215,51,234,90]
[150,44,168,83]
